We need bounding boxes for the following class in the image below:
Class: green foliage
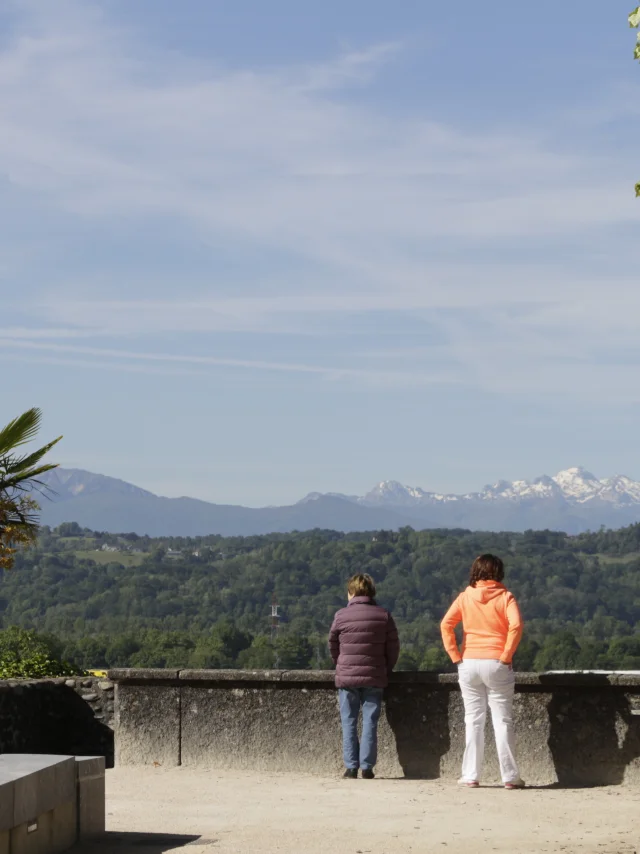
[0,408,62,499]
[275,634,314,669]
[419,646,452,671]
[0,626,81,679]
[237,636,276,669]
[396,650,420,671]
[0,408,62,569]
[630,6,640,50]
[1,524,639,672]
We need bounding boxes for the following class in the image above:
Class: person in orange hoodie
[441,553,524,789]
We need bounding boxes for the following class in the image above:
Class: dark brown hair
[347,573,376,598]
[469,554,505,587]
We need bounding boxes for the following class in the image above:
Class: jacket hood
[465,580,507,603]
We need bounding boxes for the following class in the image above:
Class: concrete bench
[0,754,105,854]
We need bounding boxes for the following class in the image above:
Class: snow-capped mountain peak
[551,467,600,501]
[362,481,429,506]
[346,468,640,510]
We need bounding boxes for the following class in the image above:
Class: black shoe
[361,769,375,780]
[343,768,358,779]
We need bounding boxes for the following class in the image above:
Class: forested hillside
[1,522,639,672]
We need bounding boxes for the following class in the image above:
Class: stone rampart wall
[2,670,639,787]
[0,677,114,766]
[109,669,640,787]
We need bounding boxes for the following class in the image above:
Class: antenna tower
[270,595,280,643]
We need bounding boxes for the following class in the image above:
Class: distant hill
[35,466,640,536]
[37,469,415,536]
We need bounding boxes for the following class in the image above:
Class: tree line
[1,523,639,673]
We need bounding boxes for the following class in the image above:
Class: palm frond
[0,462,60,494]
[4,506,39,530]
[0,409,44,456]
[0,436,62,479]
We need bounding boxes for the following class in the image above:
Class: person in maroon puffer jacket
[329,573,400,779]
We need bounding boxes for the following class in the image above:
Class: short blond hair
[347,573,376,598]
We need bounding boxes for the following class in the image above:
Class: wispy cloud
[0,337,461,386]
[0,0,638,406]
[299,42,402,91]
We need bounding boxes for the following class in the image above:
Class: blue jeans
[338,687,383,771]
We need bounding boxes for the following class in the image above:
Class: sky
[1,0,639,506]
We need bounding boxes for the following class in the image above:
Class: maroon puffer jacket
[328,596,400,688]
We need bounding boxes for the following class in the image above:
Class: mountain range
[33,466,640,537]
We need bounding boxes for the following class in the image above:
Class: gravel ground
[83,767,640,854]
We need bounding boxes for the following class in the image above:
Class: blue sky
[1,0,639,505]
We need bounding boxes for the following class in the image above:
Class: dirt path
[89,768,640,854]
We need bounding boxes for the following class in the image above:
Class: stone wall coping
[0,676,101,689]
[1,670,638,689]
[106,668,640,688]
[108,669,180,682]
[0,678,75,689]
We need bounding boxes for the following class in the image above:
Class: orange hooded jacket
[440,580,523,665]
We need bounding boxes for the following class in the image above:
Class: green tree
[56,522,83,538]
[396,650,420,671]
[533,631,581,671]
[237,636,276,669]
[419,646,451,672]
[604,636,640,670]
[0,408,61,570]
[275,634,313,669]
[105,636,142,667]
[0,626,80,678]
[513,638,541,672]
[191,623,252,668]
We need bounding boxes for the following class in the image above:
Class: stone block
[0,778,13,832]
[76,756,105,839]
[109,669,179,682]
[10,800,76,854]
[0,755,75,827]
[181,683,342,772]
[278,671,335,683]
[179,680,455,777]
[51,800,77,854]
[11,813,53,854]
[115,684,180,766]
[75,755,105,781]
[77,777,105,840]
[0,829,8,854]
[380,683,454,779]
[180,669,284,682]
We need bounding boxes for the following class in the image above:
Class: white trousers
[458,658,520,784]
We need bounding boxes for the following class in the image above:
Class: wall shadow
[384,684,451,779]
[80,832,205,852]
[540,674,640,787]
[0,683,114,767]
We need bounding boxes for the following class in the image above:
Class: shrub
[0,626,83,679]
